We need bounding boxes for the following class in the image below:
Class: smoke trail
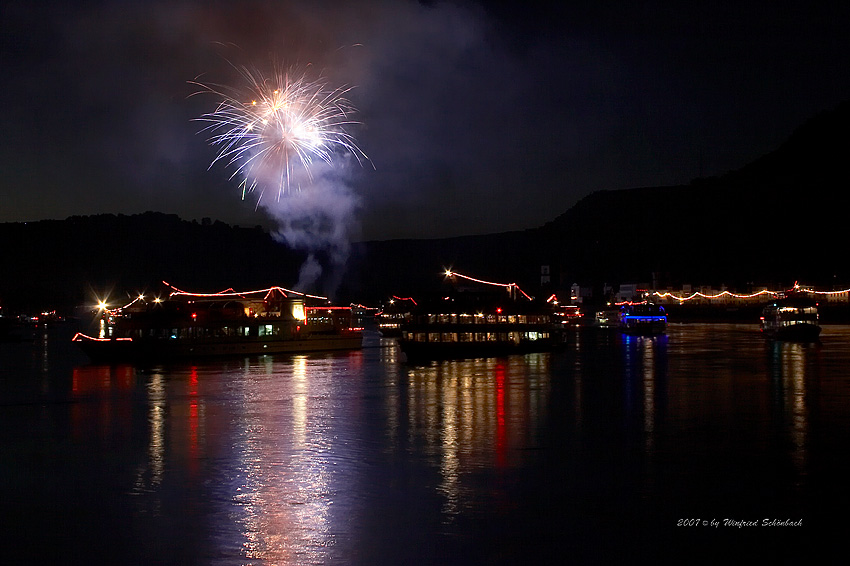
[192,63,368,296]
[261,161,360,295]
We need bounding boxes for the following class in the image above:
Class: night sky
[3,1,849,241]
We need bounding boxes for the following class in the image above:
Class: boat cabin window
[258,324,275,337]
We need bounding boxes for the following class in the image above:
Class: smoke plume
[261,161,360,296]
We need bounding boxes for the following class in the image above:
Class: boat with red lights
[398,270,573,361]
[72,284,363,361]
[376,296,416,338]
[760,296,821,341]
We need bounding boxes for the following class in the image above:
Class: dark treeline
[2,100,848,314]
[0,213,306,313]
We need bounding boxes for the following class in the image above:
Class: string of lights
[96,282,330,313]
[165,282,327,301]
[652,290,779,302]
[651,282,850,303]
[444,270,533,301]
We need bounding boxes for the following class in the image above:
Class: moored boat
[593,308,621,328]
[619,303,668,335]
[398,270,570,361]
[760,297,821,341]
[72,285,363,361]
[376,296,416,338]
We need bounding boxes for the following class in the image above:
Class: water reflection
[621,334,668,437]
[134,370,165,495]
[70,364,136,443]
[24,326,849,563]
[67,354,359,564]
[399,355,551,519]
[767,340,818,477]
[292,356,308,447]
[231,355,339,565]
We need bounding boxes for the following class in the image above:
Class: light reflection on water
[400,355,551,520]
[767,339,817,479]
[3,325,850,563]
[233,355,339,565]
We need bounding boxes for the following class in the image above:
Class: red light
[496,308,502,314]
[191,313,197,319]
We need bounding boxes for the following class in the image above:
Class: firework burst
[191,65,368,201]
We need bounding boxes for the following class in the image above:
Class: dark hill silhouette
[542,100,850,286]
[2,100,848,313]
[0,212,306,313]
[342,100,849,302]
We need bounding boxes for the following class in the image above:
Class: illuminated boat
[72,285,363,361]
[593,308,621,328]
[375,296,416,338]
[618,303,668,335]
[760,297,821,341]
[398,271,570,361]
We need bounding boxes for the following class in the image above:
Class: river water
[2,323,848,564]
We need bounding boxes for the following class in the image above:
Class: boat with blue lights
[72,284,363,361]
[618,303,668,335]
[760,296,821,341]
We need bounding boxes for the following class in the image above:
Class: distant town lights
[652,285,850,303]
[653,289,779,302]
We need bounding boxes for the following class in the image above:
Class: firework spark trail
[191,62,369,295]
[191,65,368,202]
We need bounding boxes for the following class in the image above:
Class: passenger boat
[593,308,621,328]
[760,297,821,341]
[375,296,416,338]
[618,302,668,335]
[398,270,570,361]
[72,285,363,361]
